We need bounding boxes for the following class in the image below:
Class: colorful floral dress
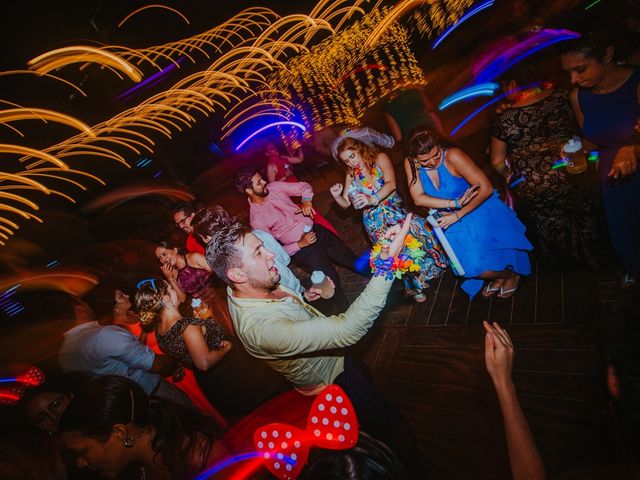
[353,164,447,293]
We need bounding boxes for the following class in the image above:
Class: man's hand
[379,213,413,260]
[608,145,638,179]
[303,285,323,302]
[300,200,316,217]
[297,231,317,249]
[483,320,514,390]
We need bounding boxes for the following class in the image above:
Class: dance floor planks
[314,184,615,479]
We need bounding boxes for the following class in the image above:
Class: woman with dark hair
[490,59,600,266]
[331,133,447,302]
[560,35,640,287]
[155,240,211,303]
[58,375,226,480]
[405,130,532,299]
[299,432,406,480]
[135,278,289,418]
[155,240,231,333]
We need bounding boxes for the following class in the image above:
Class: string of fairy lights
[0,0,476,246]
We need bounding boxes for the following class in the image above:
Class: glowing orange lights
[118,4,191,28]
[28,46,144,83]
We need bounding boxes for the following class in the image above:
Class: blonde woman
[135,278,288,417]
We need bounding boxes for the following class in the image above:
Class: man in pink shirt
[235,168,364,310]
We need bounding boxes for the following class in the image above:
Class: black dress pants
[292,223,361,311]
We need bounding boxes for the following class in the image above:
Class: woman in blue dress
[560,36,640,287]
[331,133,447,302]
[405,129,533,299]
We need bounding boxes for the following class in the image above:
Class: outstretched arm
[484,321,546,480]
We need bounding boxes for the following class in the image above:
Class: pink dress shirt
[249,181,314,255]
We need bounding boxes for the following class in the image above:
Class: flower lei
[354,165,383,196]
[369,233,426,279]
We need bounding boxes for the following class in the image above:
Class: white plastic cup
[310,271,335,299]
[563,136,587,174]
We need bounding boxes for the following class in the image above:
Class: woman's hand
[379,213,413,260]
[353,193,370,209]
[437,212,460,229]
[161,263,177,281]
[458,183,481,207]
[330,183,344,198]
[609,145,638,179]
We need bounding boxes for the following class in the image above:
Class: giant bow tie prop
[0,366,45,405]
[253,385,359,479]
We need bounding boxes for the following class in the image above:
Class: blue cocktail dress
[418,150,533,298]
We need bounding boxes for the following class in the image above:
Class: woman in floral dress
[330,134,447,301]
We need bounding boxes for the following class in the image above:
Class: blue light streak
[235,121,306,152]
[194,452,264,479]
[432,0,495,50]
[450,82,540,136]
[438,83,499,110]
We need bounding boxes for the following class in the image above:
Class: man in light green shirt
[206,216,425,475]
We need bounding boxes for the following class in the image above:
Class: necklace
[510,82,553,105]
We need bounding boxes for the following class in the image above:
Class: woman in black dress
[135,278,289,418]
[490,62,600,267]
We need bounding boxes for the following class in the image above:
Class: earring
[123,436,135,448]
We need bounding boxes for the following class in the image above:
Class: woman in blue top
[404,129,532,299]
[560,35,640,287]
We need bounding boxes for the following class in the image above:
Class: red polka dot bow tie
[0,366,45,405]
[253,385,359,479]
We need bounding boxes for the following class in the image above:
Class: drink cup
[310,271,335,299]
[563,136,587,174]
[303,224,313,233]
[347,186,365,210]
[191,298,212,319]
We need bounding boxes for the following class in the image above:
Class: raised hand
[380,213,413,260]
[483,320,514,389]
[330,183,344,197]
[161,263,177,281]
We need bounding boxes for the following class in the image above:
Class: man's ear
[245,187,253,196]
[227,267,246,284]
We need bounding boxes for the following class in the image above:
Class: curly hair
[134,278,167,326]
[191,206,234,244]
[206,221,251,286]
[405,128,440,187]
[336,137,380,175]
